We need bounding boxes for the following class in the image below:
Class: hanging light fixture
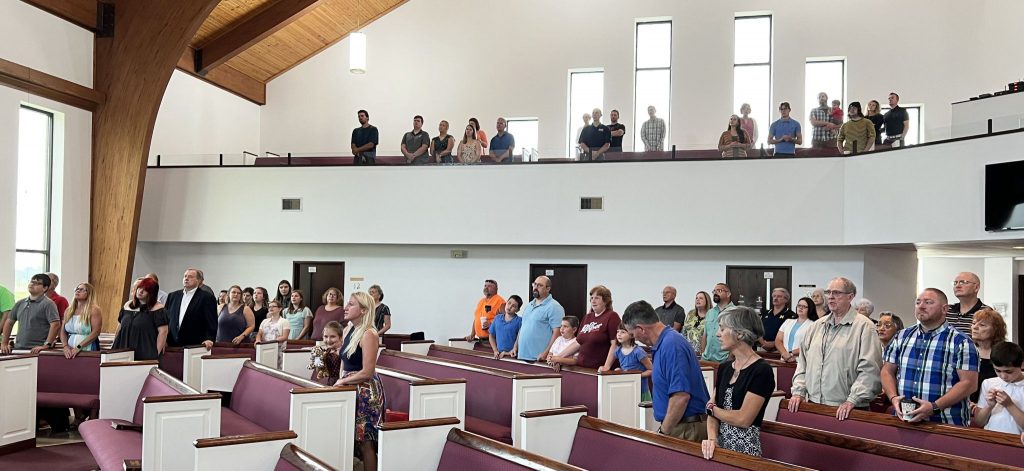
[349,31,366,74]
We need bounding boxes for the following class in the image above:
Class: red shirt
[575,309,620,369]
[48,291,69,320]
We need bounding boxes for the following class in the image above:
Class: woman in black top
[702,306,775,459]
[866,100,885,146]
[431,120,455,163]
[112,277,169,361]
[249,287,270,341]
[369,284,391,335]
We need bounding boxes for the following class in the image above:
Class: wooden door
[292,262,346,314]
[529,264,588,319]
[725,266,792,311]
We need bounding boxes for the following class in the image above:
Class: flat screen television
[985,159,1024,231]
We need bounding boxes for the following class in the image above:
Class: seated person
[974,342,1024,435]
[546,316,579,369]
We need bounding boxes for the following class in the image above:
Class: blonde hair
[65,282,97,329]
[343,292,377,359]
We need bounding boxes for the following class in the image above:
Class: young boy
[546,316,579,369]
[830,99,844,126]
[974,342,1024,434]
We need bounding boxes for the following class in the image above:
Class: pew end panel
[139,370,223,471]
[638,401,659,432]
[193,430,298,471]
[597,370,641,428]
[255,341,281,369]
[0,354,38,452]
[199,354,250,393]
[511,375,562,447]
[290,385,357,471]
[281,348,312,377]
[182,345,211,390]
[378,417,461,471]
[101,349,135,363]
[410,379,467,427]
[400,340,435,356]
[98,360,160,420]
[518,406,588,463]
[763,390,786,423]
[447,338,476,350]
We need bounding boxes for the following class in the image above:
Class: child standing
[547,316,579,369]
[600,325,653,401]
[975,342,1024,434]
[309,321,344,386]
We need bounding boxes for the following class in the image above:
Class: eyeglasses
[879,322,896,328]
[951,280,976,286]
[823,290,848,296]
[74,287,87,292]
[796,304,809,309]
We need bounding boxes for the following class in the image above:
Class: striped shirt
[944,299,987,337]
[883,322,979,426]
[641,117,665,151]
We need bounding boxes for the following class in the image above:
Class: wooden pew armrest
[379,418,460,471]
[110,419,143,432]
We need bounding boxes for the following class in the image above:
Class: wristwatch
[931,405,941,416]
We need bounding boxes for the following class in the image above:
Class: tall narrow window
[633,19,672,151]
[567,70,604,157]
[16,106,54,298]
[804,58,846,139]
[506,118,539,161]
[733,14,772,149]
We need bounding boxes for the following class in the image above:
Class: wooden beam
[0,58,105,111]
[91,0,221,332]
[176,47,266,105]
[19,0,97,31]
[196,0,323,75]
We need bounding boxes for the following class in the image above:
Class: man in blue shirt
[768,101,802,156]
[516,276,564,361]
[489,117,516,163]
[623,300,710,442]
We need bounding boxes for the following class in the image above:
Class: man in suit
[165,268,217,348]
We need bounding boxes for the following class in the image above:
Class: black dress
[113,307,169,360]
[867,114,884,145]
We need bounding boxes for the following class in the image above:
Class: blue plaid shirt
[883,322,978,425]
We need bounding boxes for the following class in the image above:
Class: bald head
[533,276,552,300]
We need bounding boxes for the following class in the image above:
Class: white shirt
[978,376,1024,434]
[551,336,576,358]
[179,287,197,328]
[779,318,810,352]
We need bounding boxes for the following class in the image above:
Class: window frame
[804,57,848,136]
[733,13,773,148]
[633,18,673,151]
[505,117,540,161]
[566,68,605,157]
[16,105,55,276]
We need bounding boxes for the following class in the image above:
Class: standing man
[1,274,60,354]
[45,272,69,320]
[0,283,13,329]
[489,117,516,163]
[767,102,802,156]
[401,115,431,165]
[165,268,218,349]
[464,279,505,342]
[760,288,795,352]
[623,300,710,441]
[575,113,591,151]
[946,272,988,337]
[578,108,611,160]
[655,285,686,332]
[789,277,882,420]
[881,92,910,146]
[641,105,666,151]
[701,283,735,362]
[351,109,379,165]
[146,272,169,305]
[516,276,564,362]
[809,92,838,149]
[881,288,979,426]
[608,109,626,153]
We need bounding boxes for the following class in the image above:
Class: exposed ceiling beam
[0,57,105,111]
[176,47,266,105]
[20,0,97,32]
[195,0,324,75]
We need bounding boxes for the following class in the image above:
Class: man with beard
[351,109,379,165]
[464,279,505,342]
[701,283,735,362]
[809,92,838,149]
[516,276,565,361]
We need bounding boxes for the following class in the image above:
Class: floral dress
[340,328,385,444]
[681,310,706,352]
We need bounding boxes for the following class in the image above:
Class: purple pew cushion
[80,419,143,471]
[775,363,794,398]
[568,426,742,471]
[38,392,100,410]
[378,374,410,413]
[274,459,302,471]
[760,429,935,471]
[133,374,183,424]
[38,354,101,395]
[228,365,293,432]
[220,407,270,436]
[436,439,534,471]
[159,350,184,380]
[464,416,513,444]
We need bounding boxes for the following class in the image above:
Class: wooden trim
[290,386,355,394]
[448,337,475,342]
[242,360,321,388]
[175,47,266,105]
[780,399,1023,447]
[103,348,134,354]
[284,347,313,353]
[381,349,557,380]
[401,340,436,345]
[520,405,589,418]
[0,437,35,456]
[100,360,159,367]
[411,378,467,387]
[211,341,256,348]
[0,57,105,111]
[200,353,253,360]
[111,421,143,432]
[577,416,807,471]
[142,392,222,404]
[380,416,460,431]
[123,459,142,471]
[19,0,97,31]
[595,369,640,376]
[638,401,652,409]
[255,340,281,346]
[279,443,337,471]
[0,353,37,362]
[196,0,324,74]
[761,421,1017,471]
[382,334,413,340]
[286,339,318,346]
[445,428,585,471]
[39,350,103,358]
[150,366,201,394]
[194,430,297,449]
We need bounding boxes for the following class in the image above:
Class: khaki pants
[663,417,708,442]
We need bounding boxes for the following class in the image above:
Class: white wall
[0,1,94,87]
[256,0,1023,157]
[919,256,1018,342]
[862,248,918,326]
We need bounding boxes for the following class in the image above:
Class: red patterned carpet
[0,442,97,470]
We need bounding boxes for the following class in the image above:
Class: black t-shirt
[608,123,626,148]
[581,123,612,149]
[882,107,909,137]
[715,359,775,427]
[760,307,797,342]
[351,125,380,151]
[867,114,884,144]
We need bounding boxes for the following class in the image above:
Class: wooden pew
[198,356,358,470]
[0,353,38,455]
[639,391,787,433]
[773,398,1024,467]
[425,342,642,428]
[160,341,281,386]
[378,349,560,446]
[36,349,135,420]
[447,338,493,353]
[377,366,466,425]
[193,430,298,470]
[381,333,414,351]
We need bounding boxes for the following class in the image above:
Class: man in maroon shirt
[46,272,69,320]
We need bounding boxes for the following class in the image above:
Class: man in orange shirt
[464,279,505,342]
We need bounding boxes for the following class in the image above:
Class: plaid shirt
[883,322,978,425]
[641,117,665,151]
[810,106,835,142]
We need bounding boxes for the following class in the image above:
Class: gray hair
[622,300,659,328]
[718,306,764,349]
[854,298,874,316]
[830,277,857,296]
[878,311,904,330]
[772,287,790,301]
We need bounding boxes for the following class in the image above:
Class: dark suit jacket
[165,288,218,346]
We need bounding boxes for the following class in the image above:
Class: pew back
[437,428,585,471]
[0,354,37,451]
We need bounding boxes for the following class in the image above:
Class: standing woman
[60,282,103,358]
[739,103,758,147]
[457,124,483,164]
[335,292,386,471]
[549,285,620,370]
[274,280,293,308]
[684,291,712,355]
[718,115,749,158]
[312,287,346,341]
[775,297,819,363]
[469,118,487,152]
[865,100,884,146]
[242,287,255,308]
[432,120,456,163]
[369,285,391,336]
[284,290,313,339]
[702,307,775,459]
[810,288,828,317]
[970,308,1007,403]
[216,285,255,344]
[250,287,270,341]
[112,277,169,361]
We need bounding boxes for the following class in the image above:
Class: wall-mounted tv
[985,159,1024,231]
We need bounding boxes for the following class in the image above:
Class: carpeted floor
[0,442,97,470]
